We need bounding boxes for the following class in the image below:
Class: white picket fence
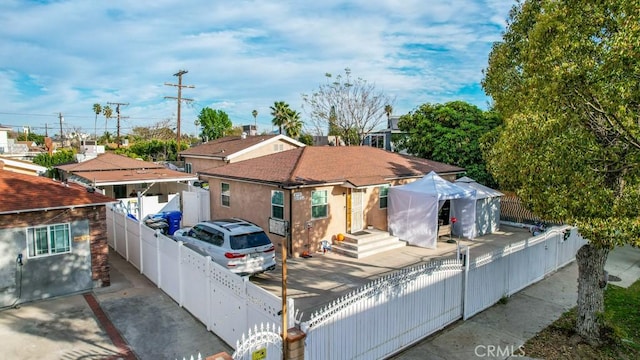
[299,225,586,360]
[106,205,294,349]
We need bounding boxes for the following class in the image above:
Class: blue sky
[0,0,514,137]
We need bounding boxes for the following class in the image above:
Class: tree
[33,148,76,171]
[129,119,176,141]
[302,68,395,145]
[198,107,232,141]
[252,109,258,131]
[102,105,113,143]
[283,109,303,139]
[397,101,502,187]
[92,103,102,143]
[482,0,640,345]
[384,104,393,128]
[270,101,290,134]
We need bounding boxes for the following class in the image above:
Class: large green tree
[198,107,232,141]
[396,101,501,187]
[302,68,394,145]
[483,0,640,344]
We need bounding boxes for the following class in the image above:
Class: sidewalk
[390,245,640,360]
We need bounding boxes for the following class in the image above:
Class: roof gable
[0,170,115,213]
[179,134,304,159]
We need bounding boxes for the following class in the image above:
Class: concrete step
[332,240,407,259]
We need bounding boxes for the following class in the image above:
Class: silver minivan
[173,218,276,276]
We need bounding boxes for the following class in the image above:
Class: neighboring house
[362,115,407,152]
[199,146,464,257]
[55,153,198,218]
[0,124,10,154]
[0,125,47,160]
[0,169,116,308]
[179,134,306,175]
[0,156,47,176]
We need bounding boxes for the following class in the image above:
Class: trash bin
[161,210,182,235]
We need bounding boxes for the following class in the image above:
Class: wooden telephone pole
[165,70,194,154]
[107,102,129,148]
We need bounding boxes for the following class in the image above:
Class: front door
[350,189,364,232]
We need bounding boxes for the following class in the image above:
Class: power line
[165,70,194,152]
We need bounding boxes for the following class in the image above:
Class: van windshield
[230,231,272,250]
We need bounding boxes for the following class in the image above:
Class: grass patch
[523,279,640,359]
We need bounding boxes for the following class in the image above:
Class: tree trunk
[575,244,610,345]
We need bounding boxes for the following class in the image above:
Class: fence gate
[232,323,282,360]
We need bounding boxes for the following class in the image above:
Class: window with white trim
[379,185,389,209]
[271,190,284,219]
[311,190,328,219]
[221,183,230,207]
[27,223,71,258]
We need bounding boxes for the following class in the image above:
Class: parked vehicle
[172,218,276,276]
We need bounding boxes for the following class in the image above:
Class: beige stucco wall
[231,139,300,162]
[202,174,459,257]
[184,157,226,175]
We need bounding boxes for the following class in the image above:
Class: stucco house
[55,153,198,219]
[0,169,115,308]
[199,146,464,257]
[179,134,305,175]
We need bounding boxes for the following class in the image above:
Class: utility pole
[58,112,64,147]
[165,70,194,154]
[107,102,129,148]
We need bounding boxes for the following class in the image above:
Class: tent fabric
[454,177,503,237]
[387,171,476,249]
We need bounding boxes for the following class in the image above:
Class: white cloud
[0,0,513,135]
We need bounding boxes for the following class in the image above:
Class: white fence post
[139,221,144,274]
[124,211,129,261]
[205,256,212,332]
[156,231,162,289]
[463,245,470,320]
[178,241,184,307]
[113,207,118,254]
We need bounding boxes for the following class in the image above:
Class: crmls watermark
[474,344,526,358]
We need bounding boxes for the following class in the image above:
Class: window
[221,183,230,207]
[271,190,284,219]
[185,163,193,174]
[273,143,284,152]
[311,190,328,219]
[369,134,385,149]
[379,185,389,209]
[27,223,71,258]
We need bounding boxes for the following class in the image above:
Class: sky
[0,0,514,138]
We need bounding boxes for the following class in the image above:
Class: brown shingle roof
[0,170,115,213]
[180,135,281,157]
[57,153,164,172]
[200,146,465,187]
[56,153,197,185]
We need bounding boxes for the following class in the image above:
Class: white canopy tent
[387,171,476,249]
[453,177,503,238]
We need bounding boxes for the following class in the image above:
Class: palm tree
[270,101,290,134]
[251,109,258,132]
[283,110,302,138]
[103,105,113,144]
[92,103,102,145]
[384,104,393,129]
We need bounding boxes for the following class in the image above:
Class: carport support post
[281,233,288,359]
